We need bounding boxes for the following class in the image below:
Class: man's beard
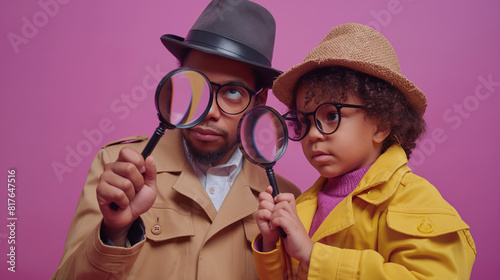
[182,125,236,165]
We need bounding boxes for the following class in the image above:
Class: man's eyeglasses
[283,103,366,141]
[210,82,263,115]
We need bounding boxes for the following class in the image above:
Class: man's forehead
[182,50,256,87]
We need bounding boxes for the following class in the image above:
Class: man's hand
[96,147,157,246]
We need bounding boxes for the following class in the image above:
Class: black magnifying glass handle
[141,122,175,158]
[265,167,287,238]
[266,168,280,197]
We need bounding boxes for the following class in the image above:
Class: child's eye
[326,112,339,122]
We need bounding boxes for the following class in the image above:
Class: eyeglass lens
[284,103,341,141]
[216,84,252,115]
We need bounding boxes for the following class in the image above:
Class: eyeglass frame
[283,102,367,141]
[209,81,264,115]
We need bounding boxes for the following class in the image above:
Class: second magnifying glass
[237,105,289,237]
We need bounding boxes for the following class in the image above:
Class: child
[253,23,476,279]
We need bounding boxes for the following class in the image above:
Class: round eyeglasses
[210,82,263,115]
[283,103,366,141]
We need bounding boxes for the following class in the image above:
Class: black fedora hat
[160,0,281,87]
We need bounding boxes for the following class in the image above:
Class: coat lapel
[152,130,269,242]
[298,145,410,242]
[205,161,268,241]
[152,130,218,221]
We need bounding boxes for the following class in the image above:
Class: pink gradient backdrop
[1,1,499,279]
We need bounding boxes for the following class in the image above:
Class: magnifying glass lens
[239,108,287,164]
[157,69,212,128]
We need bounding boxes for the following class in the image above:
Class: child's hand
[255,186,281,251]
[270,192,314,266]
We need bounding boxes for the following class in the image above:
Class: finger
[259,191,274,204]
[269,201,295,228]
[109,161,146,192]
[275,193,297,207]
[117,147,145,170]
[143,156,157,191]
[255,208,272,223]
[272,199,294,213]
[97,181,130,211]
[266,186,274,195]
[269,214,293,233]
[259,199,276,211]
[100,167,137,202]
[255,209,278,241]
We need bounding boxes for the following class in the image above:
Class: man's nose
[204,91,221,120]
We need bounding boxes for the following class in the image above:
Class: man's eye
[221,86,244,100]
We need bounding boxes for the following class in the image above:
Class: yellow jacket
[253,145,476,279]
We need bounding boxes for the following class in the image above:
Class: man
[51,1,300,279]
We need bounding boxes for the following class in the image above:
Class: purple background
[1,1,499,279]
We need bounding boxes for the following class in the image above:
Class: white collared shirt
[184,141,244,211]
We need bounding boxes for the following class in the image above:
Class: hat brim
[161,34,282,88]
[273,59,427,116]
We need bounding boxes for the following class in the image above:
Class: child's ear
[373,123,391,144]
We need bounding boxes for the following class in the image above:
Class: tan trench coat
[51,129,300,280]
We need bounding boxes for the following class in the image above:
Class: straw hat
[273,23,427,116]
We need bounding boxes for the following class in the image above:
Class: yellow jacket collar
[296,145,410,240]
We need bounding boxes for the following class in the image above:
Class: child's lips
[311,151,332,162]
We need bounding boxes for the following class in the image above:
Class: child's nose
[306,121,326,141]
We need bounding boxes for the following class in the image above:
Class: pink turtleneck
[309,165,371,237]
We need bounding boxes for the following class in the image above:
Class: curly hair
[293,66,426,159]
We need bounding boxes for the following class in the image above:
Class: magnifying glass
[110,68,213,210]
[141,67,213,158]
[237,105,289,237]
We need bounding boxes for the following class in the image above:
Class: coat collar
[353,145,410,205]
[151,129,269,237]
[151,129,187,173]
[296,145,410,240]
[152,129,269,191]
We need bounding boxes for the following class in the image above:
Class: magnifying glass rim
[237,105,289,168]
[154,67,213,129]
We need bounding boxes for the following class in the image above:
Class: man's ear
[373,123,391,144]
[255,87,268,106]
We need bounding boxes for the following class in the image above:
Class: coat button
[417,218,434,233]
[151,224,162,235]
[367,189,381,200]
